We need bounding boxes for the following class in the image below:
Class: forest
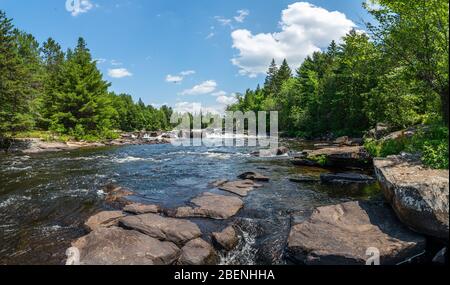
[0,10,172,143]
[228,0,449,169]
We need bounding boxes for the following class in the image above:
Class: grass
[364,124,449,169]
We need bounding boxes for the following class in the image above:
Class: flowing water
[0,139,381,265]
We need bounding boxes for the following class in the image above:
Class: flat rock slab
[287,201,426,265]
[178,238,218,265]
[320,173,376,184]
[218,180,263,197]
[238,172,270,182]
[84,211,126,232]
[123,203,160,215]
[374,155,449,240]
[119,213,202,246]
[212,226,239,251]
[176,193,244,220]
[71,227,180,265]
[306,146,372,168]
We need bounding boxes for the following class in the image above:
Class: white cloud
[212,90,227,97]
[180,80,217,95]
[231,2,355,77]
[110,59,122,66]
[216,95,238,105]
[108,68,133,78]
[94,58,106,64]
[206,32,215,39]
[215,16,233,28]
[234,9,250,23]
[166,70,196,83]
[66,0,95,17]
[174,102,223,115]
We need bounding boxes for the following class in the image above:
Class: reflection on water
[0,140,381,265]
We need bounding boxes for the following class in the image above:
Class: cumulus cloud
[174,102,222,115]
[66,0,95,17]
[216,94,238,105]
[231,2,355,77]
[108,68,133,78]
[234,9,250,23]
[166,70,196,83]
[180,80,217,95]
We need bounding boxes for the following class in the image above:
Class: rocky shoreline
[4,134,171,155]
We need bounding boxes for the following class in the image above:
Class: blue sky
[0,0,372,113]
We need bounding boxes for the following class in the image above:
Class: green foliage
[310,155,328,166]
[365,125,449,169]
[0,10,172,144]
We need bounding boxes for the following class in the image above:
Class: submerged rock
[218,180,263,197]
[238,172,270,182]
[71,227,180,265]
[374,155,449,241]
[103,184,134,208]
[320,173,376,184]
[252,147,289,157]
[287,201,426,265]
[289,175,320,183]
[123,203,160,215]
[178,238,218,265]
[433,248,447,264]
[175,192,244,220]
[84,211,126,232]
[212,226,239,251]
[211,179,228,188]
[119,213,202,246]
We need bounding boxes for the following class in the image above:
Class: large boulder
[218,180,263,197]
[175,193,244,220]
[103,184,133,208]
[309,146,372,168]
[119,214,202,246]
[320,173,376,184]
[252,147,289,157]
[84,211,126,232]
[178,238,219,265]
[71,227,180,265]
[212,226,239,251]
[287,201,426,265]
[374,155,449,240]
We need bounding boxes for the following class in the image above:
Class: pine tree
[50,37,117,139]
[263,59,279,97]
[276,59,292,88]
[0,11,35,136]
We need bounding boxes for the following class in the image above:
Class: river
[0,139,381,265]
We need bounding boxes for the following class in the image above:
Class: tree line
[228,0,448,139]
[0,10,172,142]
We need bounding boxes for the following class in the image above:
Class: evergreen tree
[264,59,279,97]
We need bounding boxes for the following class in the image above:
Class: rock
[211,179,228,188]
[175,193,244,220]
[123,203,160,215]
[119,214,202,246]
[103,184,134,207]
[84,211,126,232]
[212,226,239,251]
[178,238,219,265]
[433,248,447,264]
[287,201,426,265]
[306,146,372,169]
[291,159,321,167]
[218,180,263,197]
[289,175,320,183]
[320,173,376,184]
[334,136,350,145]
[253,147,289,157]
[374,155,449,240]
[238,172,270,182]
[366,123,391,140]
[71,227,180,265]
